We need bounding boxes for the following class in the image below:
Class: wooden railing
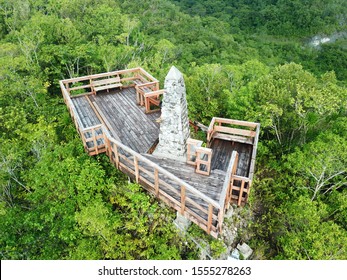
[144,89,165,113]
[103,127,226,237]
[80,124,106,156]
[218,151,239,230]
[186,138,203,165]
[60,72,244,237]
[231,175,252,206]
[61,67,159,97]
[208,117,260,206]
[135,81,160,105]
[60,80,107,155]
[207,117,258,145]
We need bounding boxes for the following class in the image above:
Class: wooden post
[145,96,150,113]
[154,168,159,197]
[134,156,139,183]
[217,210,224,232]
[66,82,70,96]
[92,128,98,154]
[238,180,245,206]
[135,85,140,104]
[105,137,111,157]
[229,153,239,207]
[207,204,213,234]
[113,143,119,169]
[180,185,186,215]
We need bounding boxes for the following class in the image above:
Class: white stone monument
[154,66,190,161]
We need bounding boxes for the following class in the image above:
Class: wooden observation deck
[60,67,260,238]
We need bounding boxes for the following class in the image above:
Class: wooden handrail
[144,89,166,98]
[214,117,259,128]
[214,126,256,138]
[218,151,238,208]
[208,117,216,133]
[138,68,159,83]
[136,81,159,89]
[233,175,251,182]
[80,124,103,133]
[103,127,221,209]
[61,67,141,84]
[60,81,84,129]
[248,123,260,181]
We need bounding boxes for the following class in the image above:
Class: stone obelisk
[154,66,190,161]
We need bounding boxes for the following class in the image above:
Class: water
[308,31,347,48]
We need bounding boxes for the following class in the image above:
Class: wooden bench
[212,132,254,145]
[208,125,256,145]
[91,76,122,94]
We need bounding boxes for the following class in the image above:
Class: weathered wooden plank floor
[143,154,226,201]
[134,154,226,221]
[71,87,161,153]
[210,139,252,177]
[89,88,160,154]
[72,96,101,128]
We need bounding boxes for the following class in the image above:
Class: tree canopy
[0,0,346,260]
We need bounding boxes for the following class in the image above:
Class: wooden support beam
[154,168,159,197]
[217,210,224,232]
[105,136,111,157]
[92,129,98,154]
[134,156,139,183]
[113,143,119,169]
[180,185,186,215]
[207,204,213,234]
[238,180,245,206]
[214,126,256,137]
[214,117,259,128]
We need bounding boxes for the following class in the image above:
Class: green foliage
[246,63,347,149]
[276,196,347,260]
[285,132,347,200]
[186,64,231,123]
[0,0,346,260]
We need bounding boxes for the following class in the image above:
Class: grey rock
[174,212,191,232]
[237,242,253,260]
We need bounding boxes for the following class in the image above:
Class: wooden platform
[143,154,226,202]
[72,96,101,129]
[210,139,252,177]
[71,88,160,154]
[60,68,260,238]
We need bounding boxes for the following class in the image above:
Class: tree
[247,63,347,149]
[285,132,347,201]
[276,196,347,260]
